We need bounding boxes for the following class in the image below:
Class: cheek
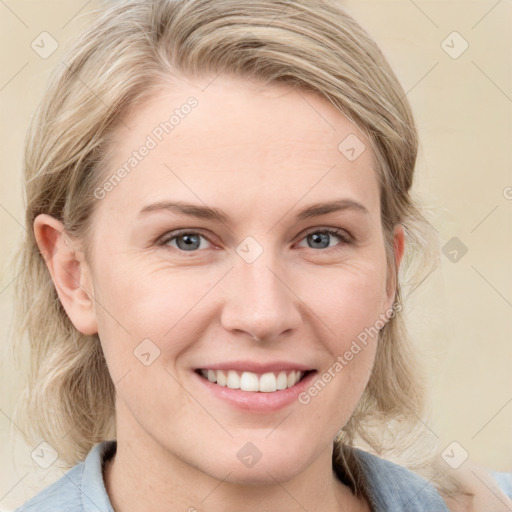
[295,260,388,406]
[91,264,204,419]
[92,260,218,363]
[299,258,389,339]
[94,248,388,358]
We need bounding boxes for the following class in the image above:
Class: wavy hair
[13,0,457,498]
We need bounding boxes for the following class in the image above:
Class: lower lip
[193,370,317,412]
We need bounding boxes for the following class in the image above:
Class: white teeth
[226,370,239,389]
[276,371,288,390]
[199,369,306,392]
[259,372,277,392]
[216,369,227,386]
[240,371,259,392]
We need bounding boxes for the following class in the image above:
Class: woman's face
[82,74,402,483]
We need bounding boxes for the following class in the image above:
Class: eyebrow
[137,198,369,224]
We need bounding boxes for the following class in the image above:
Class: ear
[385,224,405,310]
[33,214,98,335]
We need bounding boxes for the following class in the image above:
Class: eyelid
[295,226,353,248]
[157,226,353,253]
[157,228,215,247]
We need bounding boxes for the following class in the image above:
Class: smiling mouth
[196,369,315,393]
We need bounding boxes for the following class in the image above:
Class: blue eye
[160,231,212,251]
[297,229,351,250]
[158,227,352,254]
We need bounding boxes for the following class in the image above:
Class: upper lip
[195,361,315,373]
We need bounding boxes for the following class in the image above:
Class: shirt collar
[81,441,115,512]
[347,447,450,511]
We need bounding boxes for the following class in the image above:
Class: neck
[104,427,368,512]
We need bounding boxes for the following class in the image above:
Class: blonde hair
[14,0,457,497]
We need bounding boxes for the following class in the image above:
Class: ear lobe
[33,213,98,335]
[385,224,406,310]
[393,224,406,270]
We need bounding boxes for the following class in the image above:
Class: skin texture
[34,74,407,512]
[440,462,512,512]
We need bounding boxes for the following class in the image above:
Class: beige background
[0,0,511,508]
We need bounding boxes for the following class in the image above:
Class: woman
[11,0,512,510]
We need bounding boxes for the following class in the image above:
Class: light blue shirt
[14,440,512,511]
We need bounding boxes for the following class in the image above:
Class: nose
[220,250,302,343]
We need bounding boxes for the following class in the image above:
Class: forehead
[97,74,380,222]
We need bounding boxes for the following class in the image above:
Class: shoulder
[13,442,115,512]
[440,466,512,512]
[352,449,512,512]
[352,448,450,511]
[13,463,85,512]
[491,471,512,498]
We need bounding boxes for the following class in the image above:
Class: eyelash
[157,227,353,253]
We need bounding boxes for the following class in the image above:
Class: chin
[219,461,305,486]
[191,440,314,486]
